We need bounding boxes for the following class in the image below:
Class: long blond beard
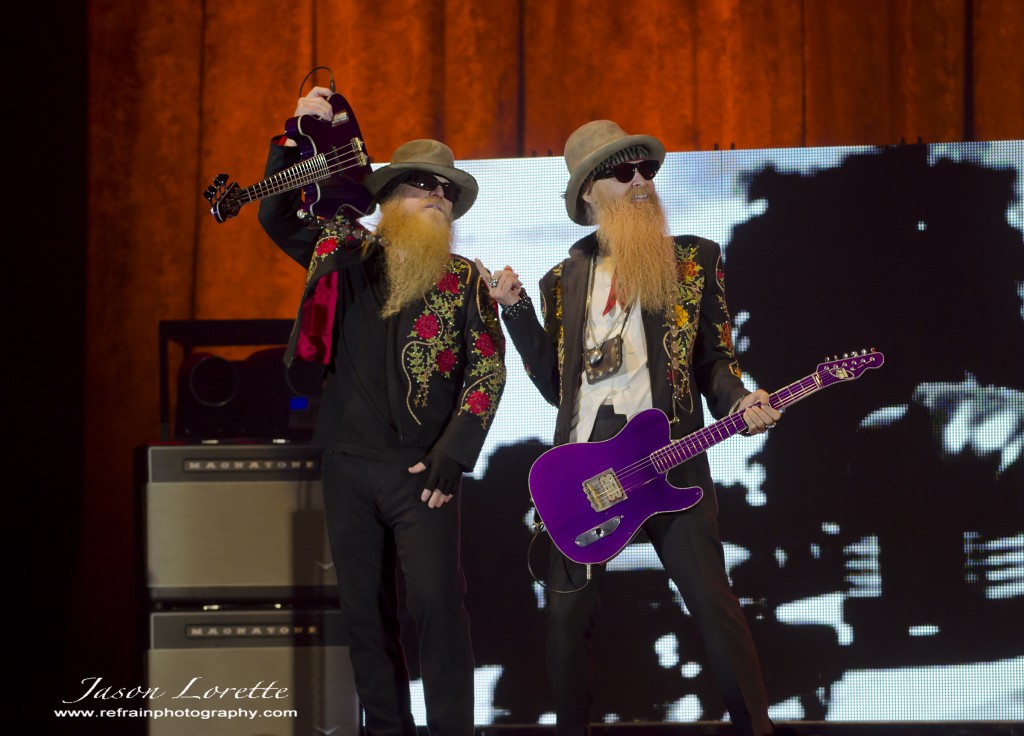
[375,198,454,317]
[592,184,678,313]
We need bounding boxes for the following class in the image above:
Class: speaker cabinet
[175,352,242,441]
[147,608,360,736]
[139,443,337,603]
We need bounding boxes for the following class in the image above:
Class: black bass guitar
[204,91,373,223]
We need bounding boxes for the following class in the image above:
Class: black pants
[545,406,772,736]
[322,451,474,736]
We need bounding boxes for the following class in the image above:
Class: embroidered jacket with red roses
[257,146,505,471]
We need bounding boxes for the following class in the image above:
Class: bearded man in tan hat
[478,120,779,735]
[258,87,506,736]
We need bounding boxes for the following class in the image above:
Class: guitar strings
[242,144,367,203]
[252,147,365,199]
[580,355,877,504]
[586,376,824,502]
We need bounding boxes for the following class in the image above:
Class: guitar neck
[654,373,824,472]
[237,149,350,206]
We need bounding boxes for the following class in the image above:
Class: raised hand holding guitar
[283,86,337,147]
[203,80,373,223]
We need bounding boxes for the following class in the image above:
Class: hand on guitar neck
[734,389,780,435]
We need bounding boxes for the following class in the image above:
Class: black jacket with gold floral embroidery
[504,232,747,488]
[257,145,506,471]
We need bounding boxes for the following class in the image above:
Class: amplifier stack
[138,442,360,736]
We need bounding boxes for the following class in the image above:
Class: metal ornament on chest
[583,254,631,384]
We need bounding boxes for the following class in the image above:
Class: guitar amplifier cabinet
[139,443,338,603]
[147,608,360,736]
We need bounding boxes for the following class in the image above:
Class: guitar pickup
[583,470,626,511]
[576,517,622,548]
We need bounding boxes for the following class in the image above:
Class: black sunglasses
[402,171,460,203]
[592,159,661,184]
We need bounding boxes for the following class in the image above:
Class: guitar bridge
[583,470,625,511]
[352,137,368,166]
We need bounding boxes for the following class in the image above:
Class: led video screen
[357,140,1024,726]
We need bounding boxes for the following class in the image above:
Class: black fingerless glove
[421,450,464,497]
[500,290,532,321]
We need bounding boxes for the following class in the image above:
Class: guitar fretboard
[239,143,366,206]
[651,372,826,472]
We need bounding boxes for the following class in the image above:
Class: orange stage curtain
[75,0,1022,703]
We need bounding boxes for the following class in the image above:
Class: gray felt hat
[363,139,479,220]
[563,120,666,225]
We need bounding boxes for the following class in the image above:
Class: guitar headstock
[815,349,885,385]
[203,173,244,223]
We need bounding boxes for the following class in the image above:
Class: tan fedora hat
[563,120,666,225]
[363,139,479,219]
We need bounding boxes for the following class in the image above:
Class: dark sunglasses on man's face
[592,159,661,184]
[402,171,460,203]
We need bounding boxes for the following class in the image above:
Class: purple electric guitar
[204,91,373,223]
[529,350,885,565]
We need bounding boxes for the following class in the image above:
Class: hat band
[588,145,651,184]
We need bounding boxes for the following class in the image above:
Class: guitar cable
[298,66,336,98]
[527,509,592,594]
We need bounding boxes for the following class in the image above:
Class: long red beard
[592,184,678,313]
[375,198,454,317]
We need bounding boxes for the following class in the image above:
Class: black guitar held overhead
[203,90,374,223]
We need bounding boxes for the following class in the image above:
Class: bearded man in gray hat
[258,87,506,736]
[478,119,779,735]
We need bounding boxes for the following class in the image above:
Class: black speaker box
[174,348,322,442]
[146,608,359,736]
[138,443,337,604]
[159,319,322,443]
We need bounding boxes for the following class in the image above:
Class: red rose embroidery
[475,332,496,357]
[437,349,457,373]
[466,390,490,415]
[415,314,439,339]
[437,272,460,294]
[315,238,339,257]
[719,323,734,352]
[678,261,699,280]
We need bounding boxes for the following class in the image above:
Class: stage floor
[471,723,1022,736]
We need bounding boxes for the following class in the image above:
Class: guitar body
[529,408,703,565]
[284,92,374,219]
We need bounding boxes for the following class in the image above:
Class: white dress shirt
[570,253,653,443]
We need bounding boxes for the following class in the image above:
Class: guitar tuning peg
[860,349,867,355]
[215,173,229,186]
[843,352,849,358]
